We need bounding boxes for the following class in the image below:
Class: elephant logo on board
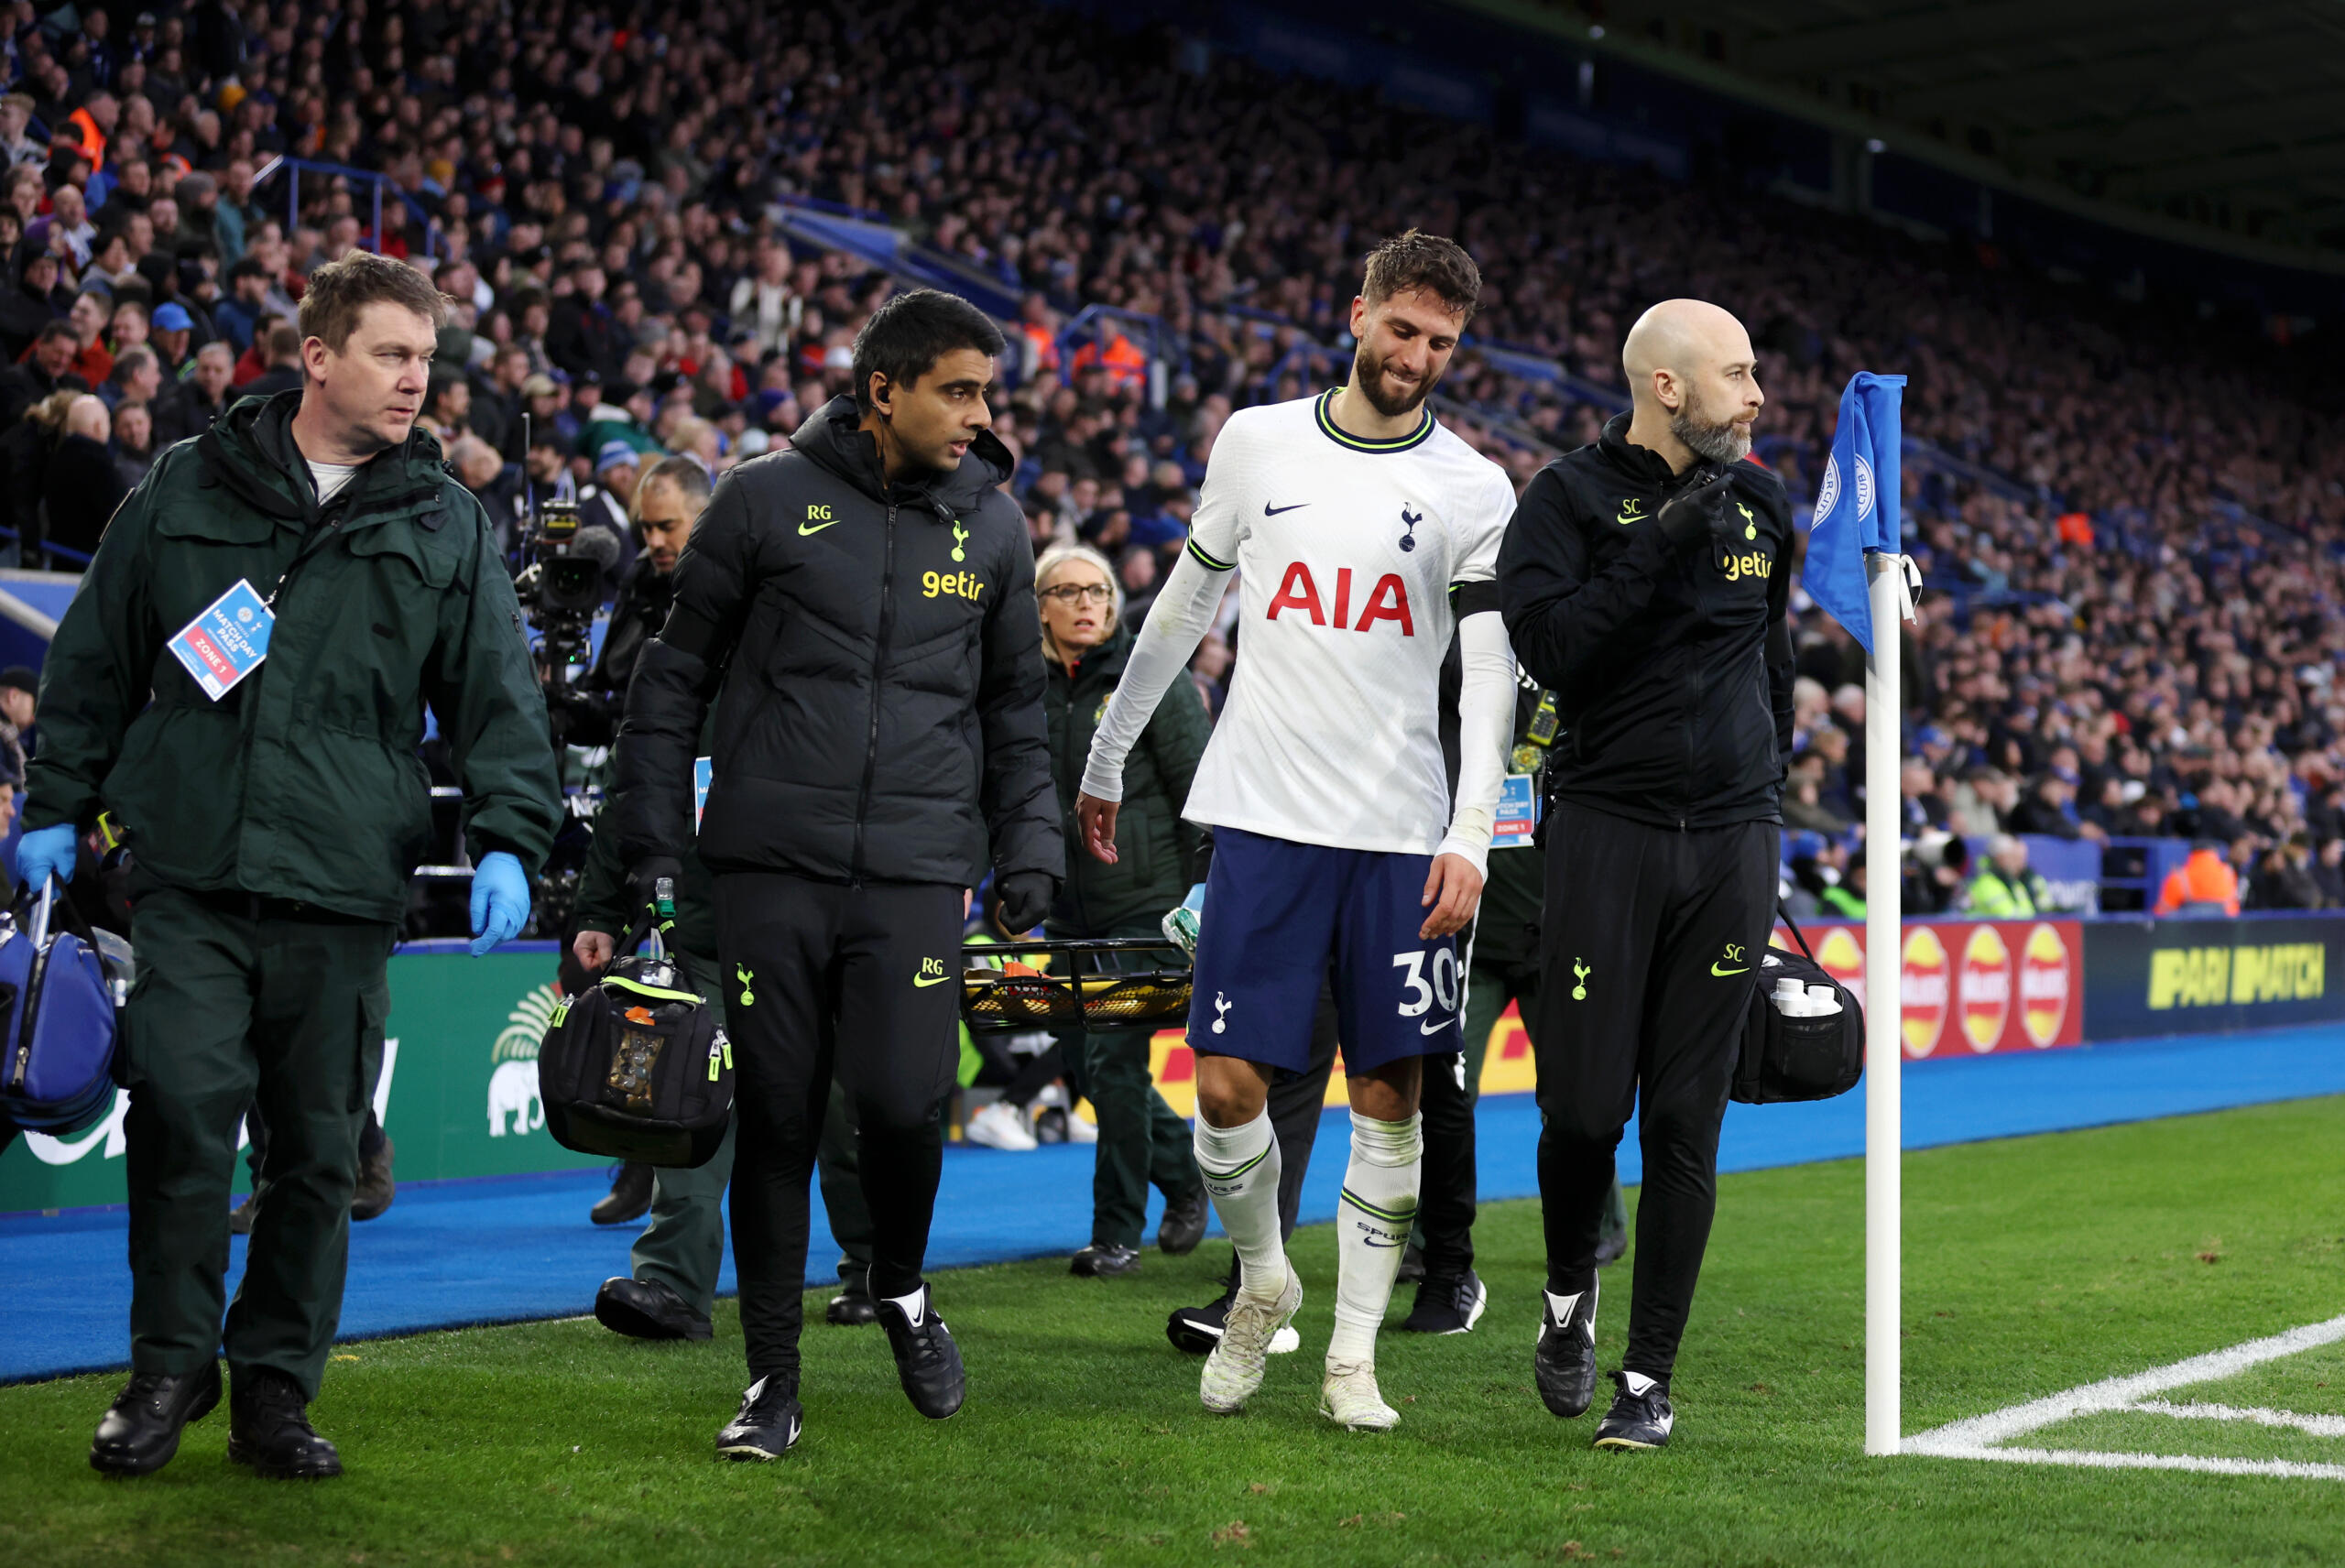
[485,983,561,1137]
[486,1060,543,1137]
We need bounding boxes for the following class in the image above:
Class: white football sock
[1194,1108,1287,1302]
[1327,1110,1421,1366]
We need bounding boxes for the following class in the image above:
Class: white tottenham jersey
[1179,389,1516,855]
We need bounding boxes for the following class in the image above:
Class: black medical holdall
[537,912,731,1167]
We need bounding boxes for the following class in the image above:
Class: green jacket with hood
[26,390,562,921]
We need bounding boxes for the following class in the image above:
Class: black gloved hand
[1655,467,1737,551]
[546,684,608,721]
[994,870,1058,935]
[541,684,609,741]
[628,855,684,925]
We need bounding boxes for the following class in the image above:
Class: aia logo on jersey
[1267,563,1414,637]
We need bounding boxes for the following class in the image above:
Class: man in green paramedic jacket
[22,253,560,1481]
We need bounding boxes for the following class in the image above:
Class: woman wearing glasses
[1028,544,1214,1276]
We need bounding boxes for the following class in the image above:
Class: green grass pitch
[3,1095,2341,1566]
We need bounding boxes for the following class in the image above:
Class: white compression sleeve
[1079,548,1227,802]
[1436,609,1517,877]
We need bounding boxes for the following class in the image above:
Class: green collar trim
[1314,387,1434,454]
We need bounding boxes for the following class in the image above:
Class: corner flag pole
[1862,550,1903,1457]
[1803,369,1909,1456]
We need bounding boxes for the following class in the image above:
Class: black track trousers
[715,872,963,1382]
[1531,800,1779,1379]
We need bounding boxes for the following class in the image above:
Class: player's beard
[1671,383,1752,464]
[1352,341,1441,419]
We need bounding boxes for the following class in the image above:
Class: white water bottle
[1772,976,1813,1016]
[1805,983,1842,1016]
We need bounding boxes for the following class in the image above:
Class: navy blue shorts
[1188,826,1464,1075]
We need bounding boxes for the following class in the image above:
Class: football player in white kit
[1077,232,1519,1429]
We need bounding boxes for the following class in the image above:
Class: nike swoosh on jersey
[912,973,952,987]
[798,518,840,535]
[1263,502,1309,516]
[1420,1017,1456,1035]
[1615,506,1642,526]
[1710,963,1750,976]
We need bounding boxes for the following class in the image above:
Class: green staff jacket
[1044,624,1211,933]
[27,391,561,921]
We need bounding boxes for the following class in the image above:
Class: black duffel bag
[538,916,731,1167]
[1730,908,1864,1105]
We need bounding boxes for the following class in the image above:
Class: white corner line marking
[2129,1400,2345,1438]
[1904,1312,2345,1479]
[1924,1446,2345,1481]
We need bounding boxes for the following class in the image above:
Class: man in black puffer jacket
[616,290,1062,1461]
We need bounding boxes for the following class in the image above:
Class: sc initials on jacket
[1264,561,1417,637]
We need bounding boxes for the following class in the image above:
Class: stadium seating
[0,0,2337,914]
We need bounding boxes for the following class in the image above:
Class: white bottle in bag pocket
[1772,977,1816,1016]
[1805,984,1842,1016]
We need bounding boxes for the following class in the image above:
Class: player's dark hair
[638,453,714,509]
[1360,229,1482,323]
[850,288,1006,414]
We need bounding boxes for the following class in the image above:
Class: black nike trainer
[1532,1277,1600,1418]
[1167,1294,1230,1355]
[876,1283,965,1420]
[1400,1269,1488,1334]
[1592,1370,1674,1451]
[716,1376,802,1461]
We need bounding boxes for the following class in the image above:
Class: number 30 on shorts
[1391,948,1459,1018]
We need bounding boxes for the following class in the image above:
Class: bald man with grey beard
[1495,299,1798,1452]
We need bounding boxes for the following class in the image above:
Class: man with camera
[1498,299,1794,1452]
[559,455,714,1226]
[553,456,708,758]
[616,289,1061,1460]
[24,253,560,1479]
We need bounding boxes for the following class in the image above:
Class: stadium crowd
[3,0,2342,919]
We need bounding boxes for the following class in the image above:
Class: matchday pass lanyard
[165,509,348,703]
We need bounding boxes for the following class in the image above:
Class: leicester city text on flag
[1803,372,1906,654]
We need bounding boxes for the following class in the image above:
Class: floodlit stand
[1864,550,1905,1456]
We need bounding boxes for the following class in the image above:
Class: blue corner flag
[1803,372,1906,655]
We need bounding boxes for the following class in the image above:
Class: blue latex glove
[16,822,78,891]
[468,851,531,956]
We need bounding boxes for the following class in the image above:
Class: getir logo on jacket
[923,570,986,602]
[1720,547,1772,583]
[1266,563,1413,636]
